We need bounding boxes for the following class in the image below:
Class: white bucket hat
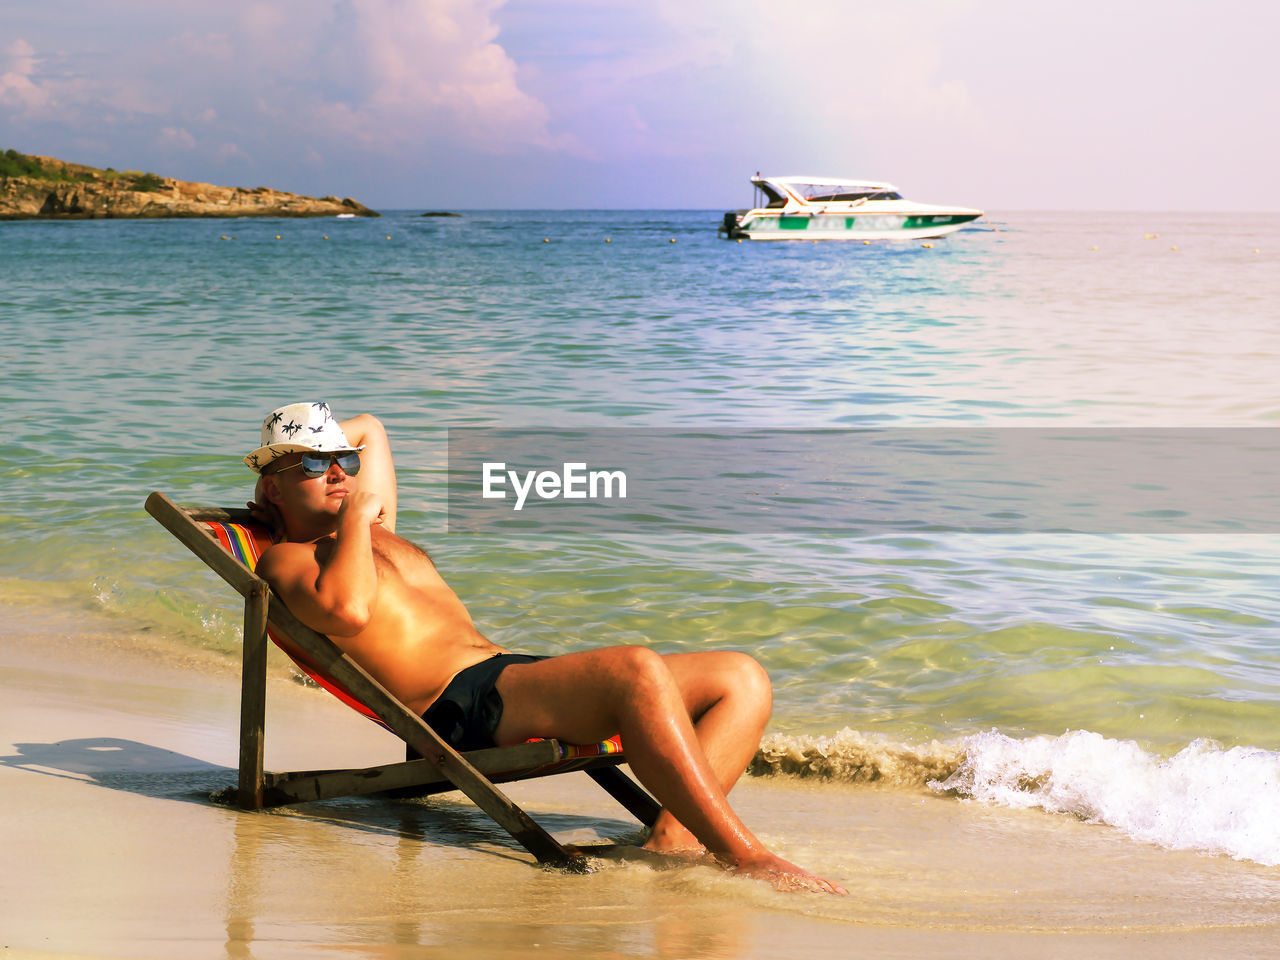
[243,401,364,473]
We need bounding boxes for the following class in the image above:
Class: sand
[3,601,1280,960]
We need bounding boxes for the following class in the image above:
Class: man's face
[263,451,359,522]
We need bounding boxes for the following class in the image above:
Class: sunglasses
[272,451,362,479]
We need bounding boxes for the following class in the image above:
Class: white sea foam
[934,729,1280,866]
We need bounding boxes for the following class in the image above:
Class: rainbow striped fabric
[206,519,268,570]
[558,736,624,761]
[498,735,625,779]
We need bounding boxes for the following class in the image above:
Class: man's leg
[492,646,844,893]
[642,651,771,853]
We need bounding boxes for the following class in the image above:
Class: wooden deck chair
[144,491,660,870]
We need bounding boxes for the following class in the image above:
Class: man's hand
[339,489,385,529]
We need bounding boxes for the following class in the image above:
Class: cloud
[0,38,50,111]
[0,1,993,204]
[0,1,571,168]
[156,126,196,150]
[494,0,746,163]
[301,0,571,152]
[5,0,1276,208]
[493,0,980,175]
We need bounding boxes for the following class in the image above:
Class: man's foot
[610,839,845,893]
[640,839,708,863]
[645,822,844,893]
[642,821,708,860]
[730,853,848,895]
[575,842,707,869]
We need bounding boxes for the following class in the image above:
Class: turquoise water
[4,211,1280,864]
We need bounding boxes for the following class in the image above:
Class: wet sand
[4,602,1280,959]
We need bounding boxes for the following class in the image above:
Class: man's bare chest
[369,529,440,590]
[311,528,434,583]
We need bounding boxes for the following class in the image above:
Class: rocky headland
[0,150,379,219]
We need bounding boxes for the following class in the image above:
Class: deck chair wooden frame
[145,491,660,870]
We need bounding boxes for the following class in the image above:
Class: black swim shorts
[419,653,547,753]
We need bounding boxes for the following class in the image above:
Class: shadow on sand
[0,736,643,859]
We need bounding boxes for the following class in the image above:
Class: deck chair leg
[587,766,661,828]
[237,581,269,809]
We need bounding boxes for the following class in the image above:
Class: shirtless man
[246,402,844,894]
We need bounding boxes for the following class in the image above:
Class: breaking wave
[753,727,1280,867]
[934,729,1280,866]
[750,728,964,787]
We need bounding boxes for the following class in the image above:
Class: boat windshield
[794,183,901,202]
[755,182,789,208]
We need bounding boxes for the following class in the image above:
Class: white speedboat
[721,175,983,241]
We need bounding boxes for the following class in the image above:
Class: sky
[2,0,1277,210]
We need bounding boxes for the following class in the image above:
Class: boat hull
[722,210,981,241]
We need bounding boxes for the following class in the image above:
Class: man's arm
[340,414,397,533]
[257,491,384,637]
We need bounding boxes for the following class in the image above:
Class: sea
[4,209,1279,871]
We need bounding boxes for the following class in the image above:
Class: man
[246,402,844,894]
